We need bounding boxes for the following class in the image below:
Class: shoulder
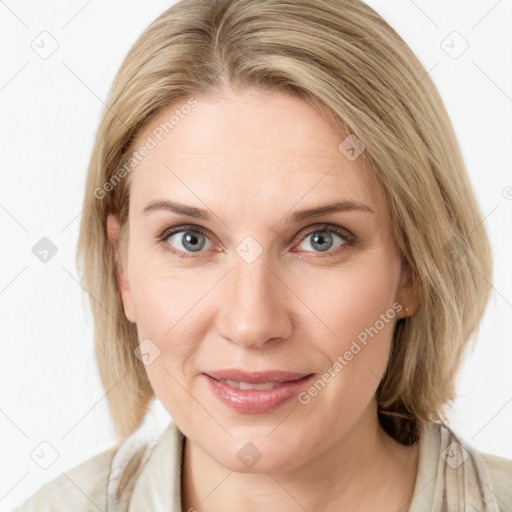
[11,445,118,512]
[478,450,512,511]
[415,422,512,512]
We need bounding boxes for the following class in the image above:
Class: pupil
[183,231,205,252]
[312,231,332,252]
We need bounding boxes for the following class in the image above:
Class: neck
[181,403,419,512]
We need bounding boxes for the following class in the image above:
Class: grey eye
[166,230,211,253]
[298,230,346,253]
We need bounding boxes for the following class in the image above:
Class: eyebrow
[143,199,374,223]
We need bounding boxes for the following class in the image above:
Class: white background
[1,1,511,510]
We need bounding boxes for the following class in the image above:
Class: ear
[395,262,420,319]
[106,213,136,323]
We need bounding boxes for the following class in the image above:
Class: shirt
[11,418,512,511]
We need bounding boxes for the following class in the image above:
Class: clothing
[12,419,512,511]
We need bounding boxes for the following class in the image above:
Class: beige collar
[106,419,500,511]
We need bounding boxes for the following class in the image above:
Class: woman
[13,0,512,511]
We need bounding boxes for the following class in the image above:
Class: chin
[209,436,307,474]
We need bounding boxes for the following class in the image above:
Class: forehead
[127,87,384,218]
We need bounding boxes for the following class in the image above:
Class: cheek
[128,249,208,336]
[295,260,400,345]
[291,259,401,404]
[125,257,222,431]
[127,265,203,419]
[126,255,216,378]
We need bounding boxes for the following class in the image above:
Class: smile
[203,371,315,414]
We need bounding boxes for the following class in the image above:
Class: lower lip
[204,374,315,414]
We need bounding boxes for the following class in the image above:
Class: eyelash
[157,223,356,260]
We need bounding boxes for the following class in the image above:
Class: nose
[215,252,293,350]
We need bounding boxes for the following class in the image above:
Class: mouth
[203,369,315,414]
[206,369,311,384]
[212,379,286,390]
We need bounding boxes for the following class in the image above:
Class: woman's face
[109,86,414,472]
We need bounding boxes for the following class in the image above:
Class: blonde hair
[77,0,492,445]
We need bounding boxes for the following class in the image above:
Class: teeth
[221,379,283,390]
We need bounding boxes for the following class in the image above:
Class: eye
[294,224,354,255]
[160,225,213,258]
[158,223,355,259]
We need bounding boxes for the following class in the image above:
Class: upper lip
[205,369,312,384]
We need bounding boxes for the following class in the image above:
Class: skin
[107,86,420,512]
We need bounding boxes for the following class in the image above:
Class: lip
[206,369,311,383]
[204,369,315,414]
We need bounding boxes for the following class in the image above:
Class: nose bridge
[216,249,292,348]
